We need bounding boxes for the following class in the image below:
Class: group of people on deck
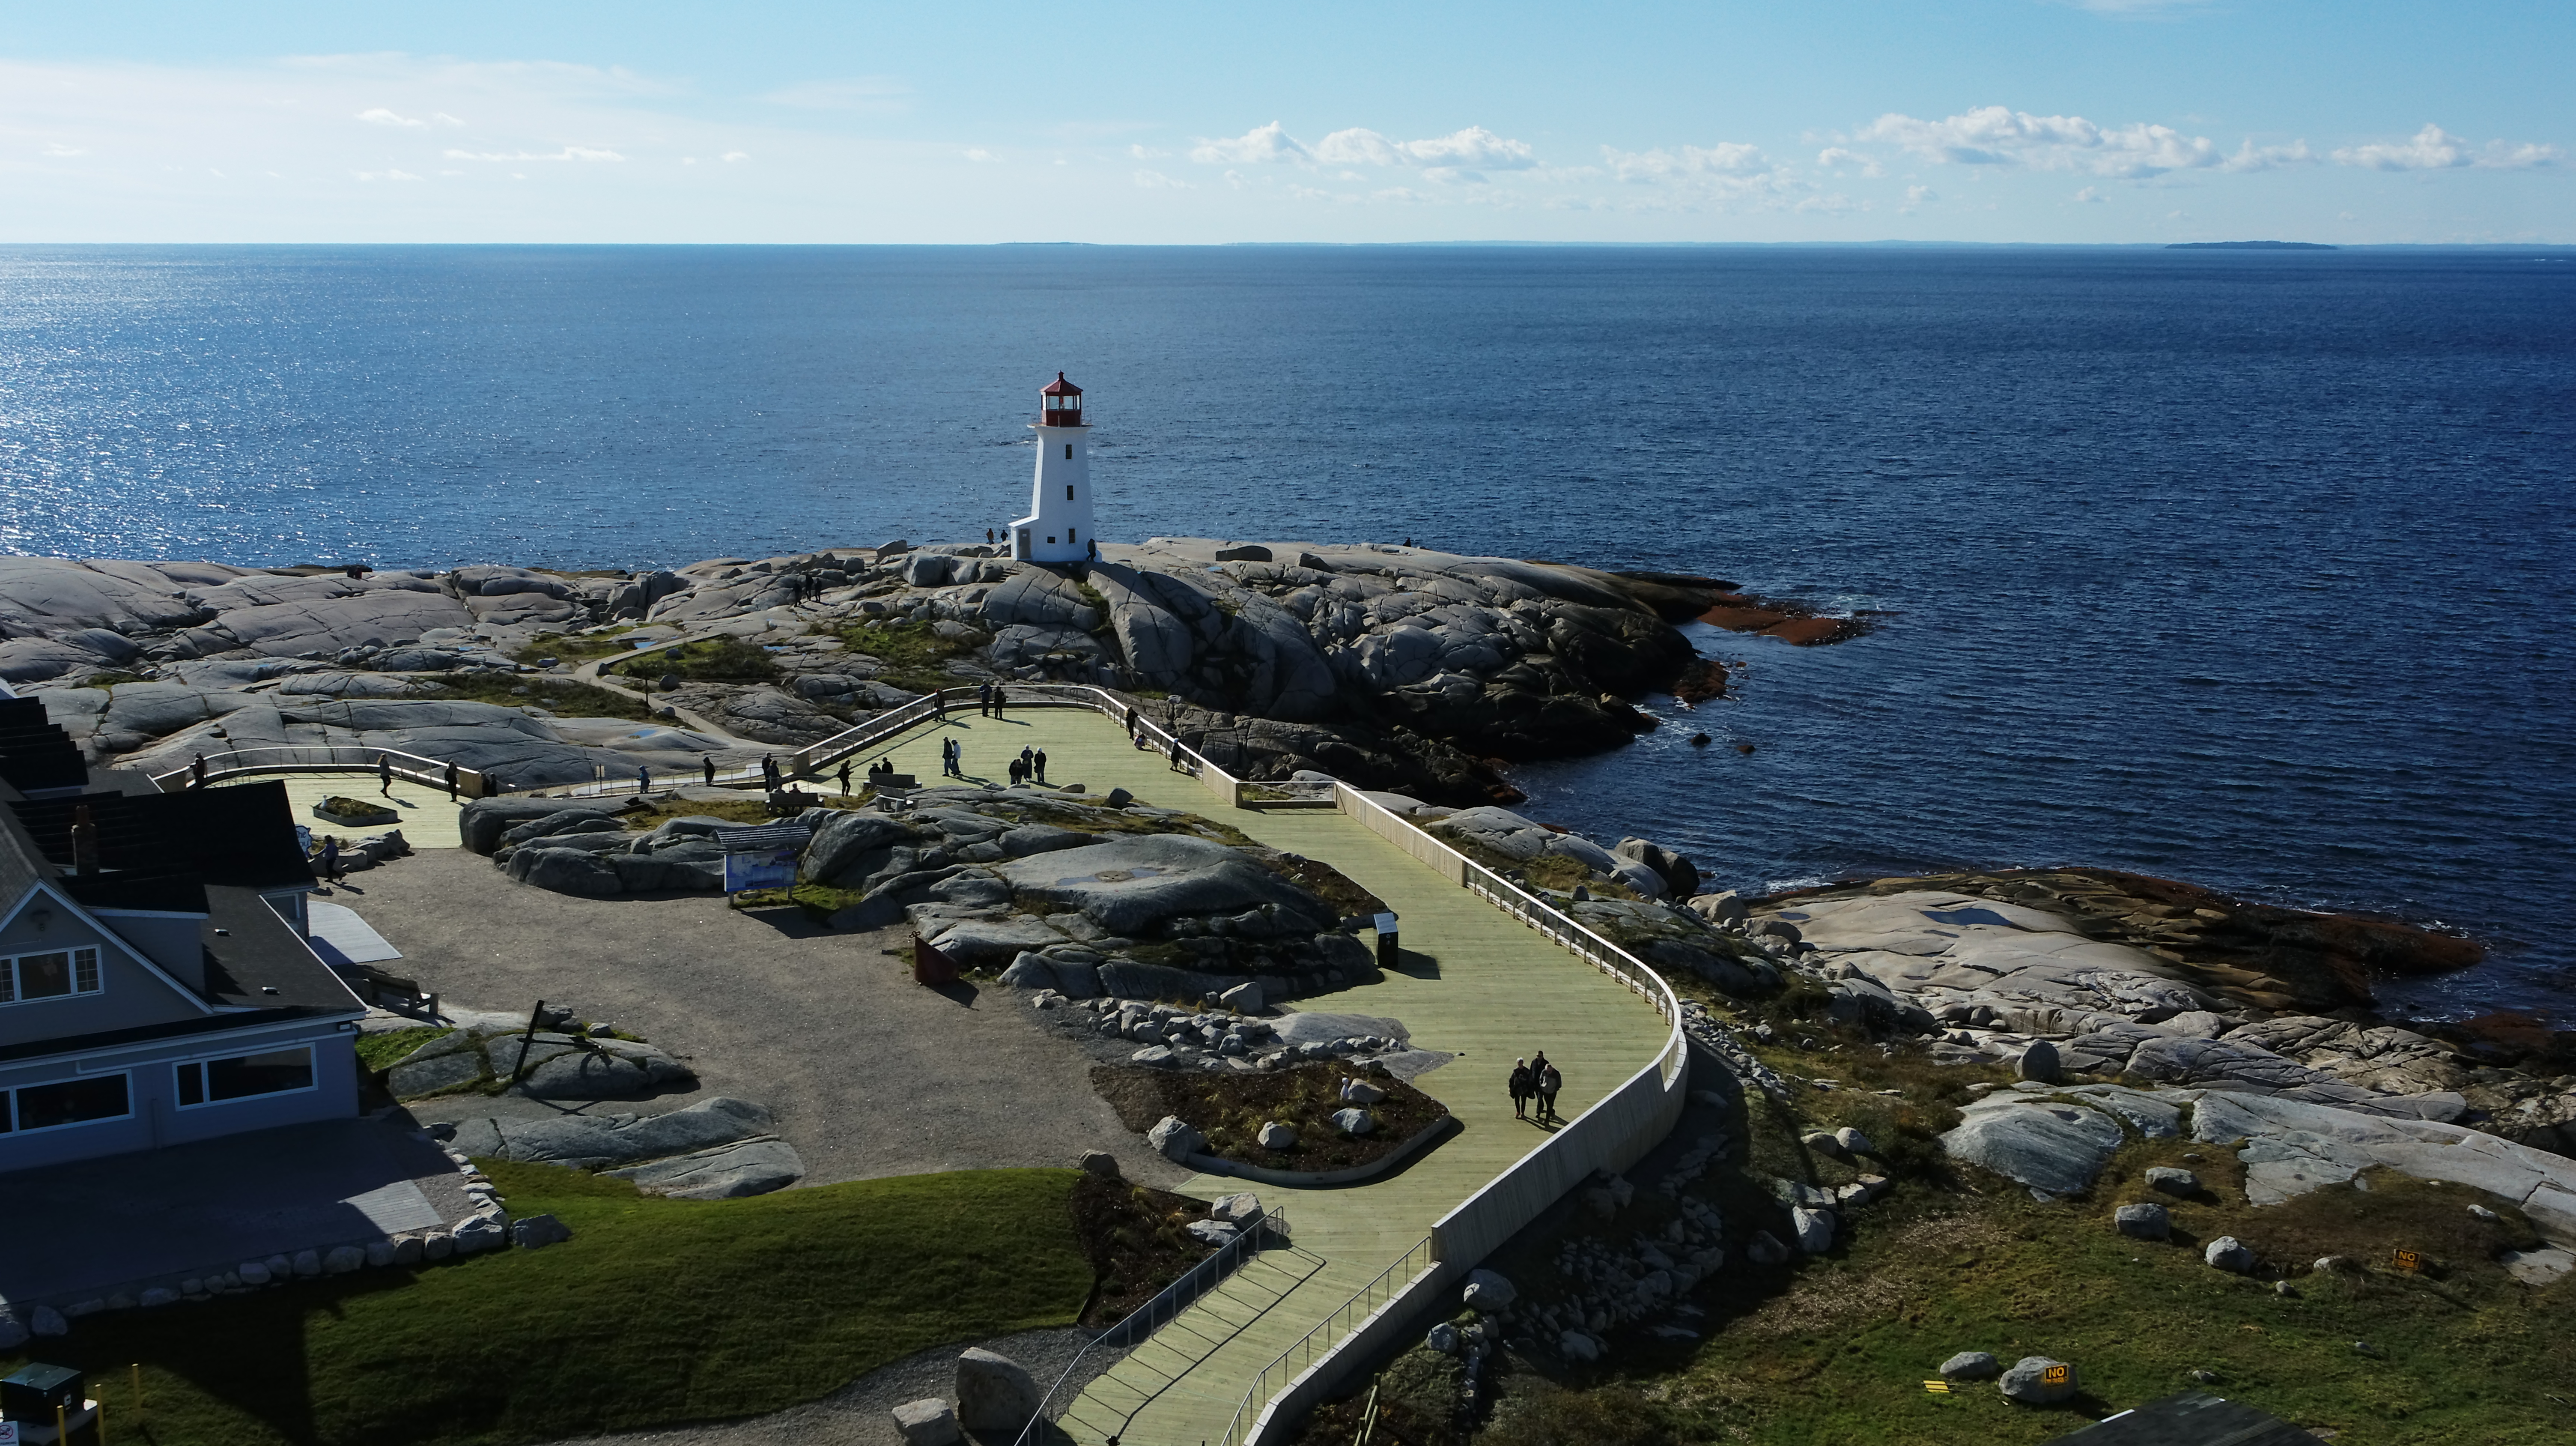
[1509,1053,1565,1125]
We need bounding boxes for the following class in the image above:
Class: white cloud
[963,148,1000,163]
[1190,121,1309,165]
[2075,185,2103,202]
[444,146,624,162]
[1603,141,1769,183]
[358,108,424,127]
[1132,169,1188,189]
[722,151,750,163]
[355,169,422,182]
[1903,184,1937,210]
[2223,139,2314,172]
[2332,124,2560,171]
[1860,105,2222,177]
[760,78,909,112]
[1815,146,1884,177]
[1130,144,1171,159]
[1314,125,1536,171]
[43,143,87,158]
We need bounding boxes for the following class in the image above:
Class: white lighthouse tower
[1009,372,1094,563]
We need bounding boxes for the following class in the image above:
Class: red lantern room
[1039,372,1083,428]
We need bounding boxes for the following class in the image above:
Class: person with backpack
[1508,1058,1535,1120]
[1532,1052,1562,1124]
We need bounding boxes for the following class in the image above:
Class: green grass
[354,1027,450,1073]
[1440,1026,2576,1446]
[3,1164,1090,1446]
[609,637,780,684]
[417,675,656,722]
[508,628,638,666]
[835,621,977,693]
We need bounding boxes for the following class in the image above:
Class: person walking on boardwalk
[1008,756,1026,787]
[1032,746,1047,783]
[935,689,948,721]
[702,756,716,787]
[1509,1058,1534,1120]
[191,753,208,789]
[992,686,1006,720]
[1168,736,1185,772]
[444,761,459,801]
[761,754,780,791]
[637,765,651,794]
[1534,1053,1562,1124]
[838,759,852,795]
[978,681,993,717]
[378,753,394,796]
[319,836,342,884]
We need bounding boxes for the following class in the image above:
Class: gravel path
[334,848,1187,1190]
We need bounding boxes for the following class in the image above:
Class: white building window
[175,1046,317,1108]
[0,947,102,1005]
[1064,444,1073,460]
[1066,484,1075,499]
[4,1072,130,1132]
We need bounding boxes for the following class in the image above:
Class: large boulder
[1998,1356,2078,1405]
[993,833,1333,936]
[506,847,625,897]
[462,797,614,854]
[1941,1096,2126,1197]
[954,1347,1041,1433]
[1148,1115,1207,1162]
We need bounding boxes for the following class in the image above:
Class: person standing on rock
[1535,1055,1562,1124]
[1033,747,1048,783]
[1509,1058,1534,1120]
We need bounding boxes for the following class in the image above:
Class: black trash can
[1373,911,1399,971]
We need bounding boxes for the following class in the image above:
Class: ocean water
[1,244,2570,1016]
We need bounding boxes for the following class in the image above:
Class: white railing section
[148,745,483,796]
[1215,1237,1437,1446]
[1013,1209,1294,1446]
[1205,787,1689,1446]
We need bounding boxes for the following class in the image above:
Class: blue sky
[0,0,2566,243]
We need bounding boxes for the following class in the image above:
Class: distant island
[2165,240,2337,250]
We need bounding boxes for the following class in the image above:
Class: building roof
[197,886,364,1013]
[10,781,316,892]
[0,794,53,915]
[2051,1392,2318,1445]
[60,870,212,916]
[1041,371,1083,396]
[0,696,89,795]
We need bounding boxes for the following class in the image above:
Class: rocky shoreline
[5,540,2560,1173]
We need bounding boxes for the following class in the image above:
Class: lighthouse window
[1068,527,1078,544]
[1066,484,1076,500]
[1064,444,1073,460]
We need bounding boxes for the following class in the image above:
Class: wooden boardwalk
[856,707,1672,1445]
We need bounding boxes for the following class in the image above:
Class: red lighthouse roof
[1041,372,1083,397]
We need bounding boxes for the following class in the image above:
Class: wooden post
[54,1404,65,1445]
[507,999,548,1087]
[95,1400,106,1446]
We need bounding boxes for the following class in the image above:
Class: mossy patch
[417,675,657,722]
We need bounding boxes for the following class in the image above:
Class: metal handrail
[1012,1208,1292,1446]
[147,744,480,795]
[1214,1236,1439,1446]
[1336,784,1685,1082]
